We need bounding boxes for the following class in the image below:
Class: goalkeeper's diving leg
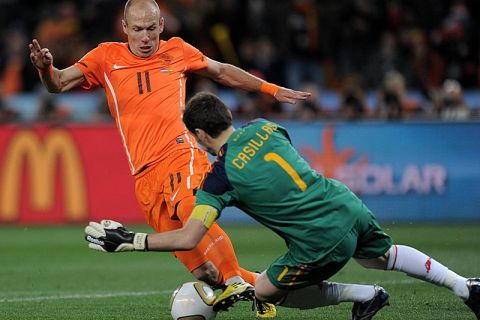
[356,244,480,319]
[255,271,389,320]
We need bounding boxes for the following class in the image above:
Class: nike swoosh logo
[170,189,180,202]
[113,64,128,69]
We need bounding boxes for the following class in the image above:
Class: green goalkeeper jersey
[195,119,366,263]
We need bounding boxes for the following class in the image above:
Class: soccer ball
[170,281,217,320]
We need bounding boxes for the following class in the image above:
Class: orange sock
[239,267,257,285]
[205,224,251,282]
[177,196,257,286]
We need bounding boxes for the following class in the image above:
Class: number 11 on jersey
[137,71,152,94]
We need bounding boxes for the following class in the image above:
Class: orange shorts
[134,147,211,270]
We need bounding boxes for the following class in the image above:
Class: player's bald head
[122,0,163,57]
[124,0,160,24]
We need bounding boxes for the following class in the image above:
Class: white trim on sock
[225,276,245,285]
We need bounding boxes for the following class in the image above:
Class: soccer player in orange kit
[29,0,310,312]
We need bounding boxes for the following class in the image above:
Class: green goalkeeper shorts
[266,209,393,290]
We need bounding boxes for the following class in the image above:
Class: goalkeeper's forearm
[86,207,214,253]
[146,219,208,251]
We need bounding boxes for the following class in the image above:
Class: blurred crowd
[0,0,479,122]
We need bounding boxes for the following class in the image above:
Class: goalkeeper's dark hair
[183,92,232,138]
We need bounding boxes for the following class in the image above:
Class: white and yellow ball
[170,281,217,320]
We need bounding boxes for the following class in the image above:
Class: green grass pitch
[0,223,479,319]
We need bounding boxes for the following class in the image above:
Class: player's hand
[28,39,53,70]
[274,87,311,104]
[84,220,148,252]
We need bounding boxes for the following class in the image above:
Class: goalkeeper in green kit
[85,92,479,319]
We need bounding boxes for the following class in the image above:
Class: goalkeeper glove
[84,220,148,252]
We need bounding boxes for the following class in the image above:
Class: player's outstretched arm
[84,218,209,253]
[196,58,311,104]
[146,218,208,251]
[29,39,85,93]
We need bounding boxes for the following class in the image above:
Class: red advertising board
[0,125,143,224]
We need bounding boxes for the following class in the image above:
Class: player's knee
[191,261,220,286]
[255,273,285,303]
[255,289,285,304]
[355,255,389,270]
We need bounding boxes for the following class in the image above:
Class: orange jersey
[74,37,208,175]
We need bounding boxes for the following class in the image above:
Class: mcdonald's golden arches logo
[0,128,87,222]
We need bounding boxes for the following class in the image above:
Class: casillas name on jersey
[230,120,281,169]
